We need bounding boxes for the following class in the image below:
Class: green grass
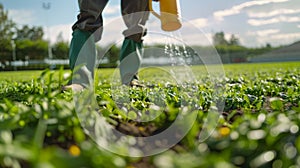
[0,62,300,168]
[1,61,299,82]
[223,61,300,74]
[0,70,43,81]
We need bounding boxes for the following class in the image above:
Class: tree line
[0,4,69,63]
[211,32,275,63]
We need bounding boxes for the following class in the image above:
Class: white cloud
[8,9,36,25]
[247,32,300,46]
[213,0,289,20]
[248,16,300,26]
[271,32,300,39]
[248,8,300,18]
[298,25,300,28]
[104,5,120,15]
[45,16,125,45]
[44,16,124,45]
[248,29,279,37]
[45,24,72,44]
[101,16,126,46]
[189,18,208,28]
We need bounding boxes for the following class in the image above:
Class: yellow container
[149,0,182,31]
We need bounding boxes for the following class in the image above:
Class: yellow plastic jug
[149,0,182,31]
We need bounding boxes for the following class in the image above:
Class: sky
[1,0,300,47]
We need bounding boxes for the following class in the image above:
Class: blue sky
[1,0,300,47]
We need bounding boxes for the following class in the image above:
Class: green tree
[52,32,69,59]
[0,3,15,40]
[14,25,47,60]
[229,34,240,46]
[0,4,48,63]
[16,39,48,60]
[105,44,120,64]
[16,25,44,41]
[213,31,228,46]
[52,42,69,59]
[0,3,16,62]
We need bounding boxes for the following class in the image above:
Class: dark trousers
[73,0,149,42]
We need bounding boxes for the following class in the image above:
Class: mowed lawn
[1,61,299,82]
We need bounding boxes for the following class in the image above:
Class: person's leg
[65,0,108,90]
[119,0,149,85]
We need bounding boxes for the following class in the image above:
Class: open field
[1,61,300,81]
[0,62,300,168]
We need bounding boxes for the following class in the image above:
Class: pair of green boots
[67,29,143,90]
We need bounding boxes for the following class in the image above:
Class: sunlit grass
[1,62,299,82]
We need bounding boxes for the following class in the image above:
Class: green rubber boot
[68,29,96,88]
[119,38,143,85]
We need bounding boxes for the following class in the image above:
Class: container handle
[149,0,160,19]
